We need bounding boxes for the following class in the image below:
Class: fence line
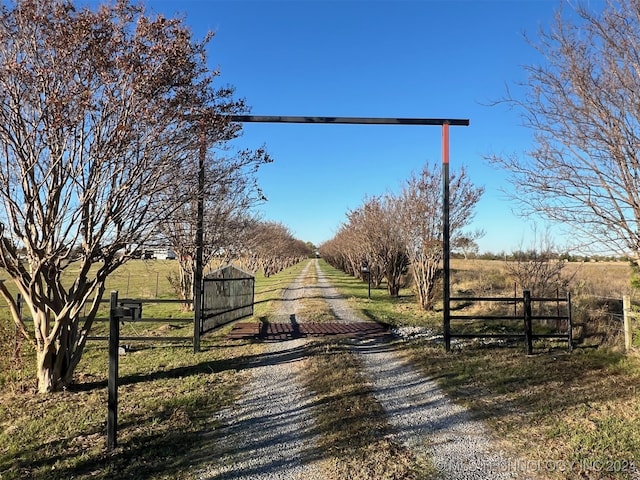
[567,294,637,351]
[623,295,638,351]
[2,296,195,345]
[447,290,572,354]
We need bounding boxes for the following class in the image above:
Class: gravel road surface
[198,261,323,479]
[199,259,538,479]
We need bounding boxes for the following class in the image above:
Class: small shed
[201,265,255,334]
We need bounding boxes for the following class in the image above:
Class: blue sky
[144,0,601,253]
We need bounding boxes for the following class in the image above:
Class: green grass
[302,339,434,479]
[251,260,309,321]
[318,258,640,479]
[317,261,440,328]
[281,261,433,477]
[1,259,314,480]
[0,257,431,480]
[400,344,640,478]
[0,336,262,479]
[3,257,640,479]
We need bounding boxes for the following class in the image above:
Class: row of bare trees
[321,163,484,310]
[323,0,640,312]
[239,221,313,277]
[5,0,640,393]
[166,218,312,305]
[162,146,271,304]
[0,0,287,393]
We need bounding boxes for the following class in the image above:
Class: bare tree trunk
[411,254,441,310]
[171,257,195,311]
[0,0,253,393]
[385,257,406,297]
[36,341,57,394]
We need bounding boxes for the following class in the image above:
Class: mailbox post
[107,291,119,450]
[361,262,371,299]
[107,291,142,451]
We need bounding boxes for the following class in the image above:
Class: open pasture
[1,258,638,479]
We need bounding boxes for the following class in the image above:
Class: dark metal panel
[229,115,470,126]
[202,267,255,334]
[451,296,520,302]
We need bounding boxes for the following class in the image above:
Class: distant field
[322,259,640,480]
[1,258,639,479]
[450,258,636,348]
[451,258,633,297]
[1,257,636,348]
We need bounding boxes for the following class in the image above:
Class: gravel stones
[317,260,535,479]
[199,259,536,479]
[197,338,322,480]
[197,263,323,480]
[353,338,534,479]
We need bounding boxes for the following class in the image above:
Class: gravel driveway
[198,261,323,480]
[199,259,537,480]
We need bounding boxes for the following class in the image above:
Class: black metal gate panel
[202,265,254,334]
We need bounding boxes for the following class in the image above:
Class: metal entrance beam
[203,113,470,354]
[229,115,469,126]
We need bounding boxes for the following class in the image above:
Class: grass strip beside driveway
[302,339,435,480]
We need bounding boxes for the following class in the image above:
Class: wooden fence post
[523,290,533,355]
[567,292,573,352]
[623,295,633,352]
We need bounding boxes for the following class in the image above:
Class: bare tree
[345,196,408,296]
[397,163,483,310]
[503,229,574,297]
[322,165,482,304]
[162,147,270,306]
[319,225,371,281]
[488,0,640,262]
[0,0,237,392]
[455,236,480,260]
[240,221,311,276]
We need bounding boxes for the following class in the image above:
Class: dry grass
[450,258,637,348]
[565,261,634,298]
[451,258,513,296]
[303,340,434,480]
[322,258,640,479]
[451,258,633,298]
[3,257,640,479]
[296,264,338,323]
[401,343,640,479]
[297,297,337,322]
[0,259,299,480]
[0,336,262,480]
[296,264,434,478]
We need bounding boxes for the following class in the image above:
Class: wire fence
[570,294,639,351]
[103,271,167,298]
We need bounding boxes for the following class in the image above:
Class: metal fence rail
[446,289,573,354]
[88,297,192,342]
